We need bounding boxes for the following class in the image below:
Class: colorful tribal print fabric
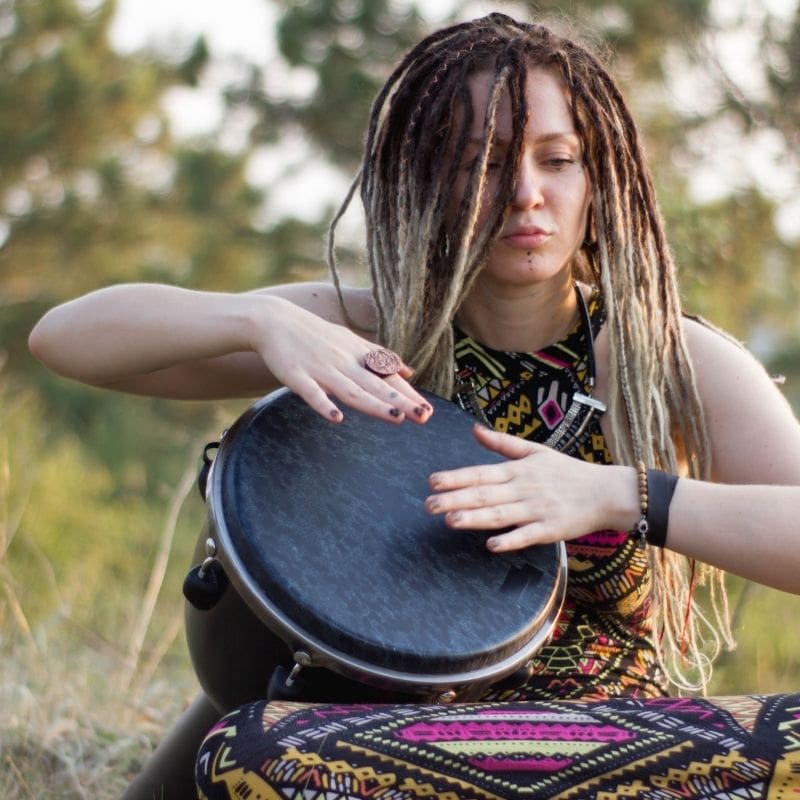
[195,695,800,799]
[454,293,666,701]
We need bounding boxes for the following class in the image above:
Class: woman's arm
[29,282,431,423]
[656,317,800,591]
[425,318,800,593]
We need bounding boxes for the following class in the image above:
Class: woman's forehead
[464,66,578,140]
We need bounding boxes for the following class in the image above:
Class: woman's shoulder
[678,314,784,406]
[679,314,800,481]
[679,314,766,380]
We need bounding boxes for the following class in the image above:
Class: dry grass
[0,402,202,799]
[0,630,197,799]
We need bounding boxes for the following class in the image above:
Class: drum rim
[206,388,568,696]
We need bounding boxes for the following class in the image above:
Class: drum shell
[185,525,288,713]
[186,389,567,706]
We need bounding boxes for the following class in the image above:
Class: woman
[29,12,800,799]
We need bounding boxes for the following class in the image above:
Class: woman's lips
[503,229,551,249]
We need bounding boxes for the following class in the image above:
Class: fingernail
[429,474,442,488]
[330,409,342,420]
[389,407,402,418]
[426,497,440,512]
[486,537,499,551]
[448,512,462,524]
[414,406,425,418]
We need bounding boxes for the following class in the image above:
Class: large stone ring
[363,348,402,377]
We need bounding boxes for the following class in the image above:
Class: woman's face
[450,67,591,289]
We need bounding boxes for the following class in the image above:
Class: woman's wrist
[240,292,293,354]
[604,465,643,533]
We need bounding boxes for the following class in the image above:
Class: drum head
[209,389,565,687]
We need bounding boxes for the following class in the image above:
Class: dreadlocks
[327,12,732,692]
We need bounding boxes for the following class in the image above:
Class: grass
[0,628,197,800]
[0,402,201,800]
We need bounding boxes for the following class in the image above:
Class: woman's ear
[582,204,597,251]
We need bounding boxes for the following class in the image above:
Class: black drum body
[185,389,566,711]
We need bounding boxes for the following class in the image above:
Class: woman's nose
[511,158,544,209]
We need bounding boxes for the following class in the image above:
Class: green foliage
[519,0,711,80]
[664,184,800,344]
[710,577,800,695]
[231,0,427,168]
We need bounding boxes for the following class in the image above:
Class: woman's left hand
[425,424,638,552]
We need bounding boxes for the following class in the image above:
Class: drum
[185,388,566,711]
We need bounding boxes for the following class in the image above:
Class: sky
[107,0,800,239]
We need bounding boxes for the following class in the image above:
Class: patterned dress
[194,290,800,799]
[452,291,665,702]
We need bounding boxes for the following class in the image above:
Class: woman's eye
[544,157,576,170]
[461,157,504,172]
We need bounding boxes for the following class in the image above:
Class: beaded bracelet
[633,462,679,548]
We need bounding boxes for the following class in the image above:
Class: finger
[344,368,431,423]
[425,483,518,514]
[290,373,346,423]
[398,363,415,380]
[325,374,408,424]
[380,373,433,423]
[429,461,512,491]
[441,501,532,531]
[472,423,538,459]
[485,523,556,552]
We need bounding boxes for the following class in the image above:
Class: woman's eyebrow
[533,132,581,145]
[466,132,581,147]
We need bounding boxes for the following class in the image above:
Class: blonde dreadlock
[328,12,732,692]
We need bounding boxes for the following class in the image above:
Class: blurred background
[1,0,799,795]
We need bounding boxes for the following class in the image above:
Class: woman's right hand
[245,293,431,425]
[29,282,433,425]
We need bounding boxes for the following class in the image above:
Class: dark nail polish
[389,407,401,418]
[330,409,341,420]
[414,406,425,417]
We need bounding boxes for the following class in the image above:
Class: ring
[363,348,402,377]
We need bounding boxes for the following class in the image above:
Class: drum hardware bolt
[197,556,217,579]
[292,650,313,667]
[284,650,313,688]
[437,690,457,704]
[196,538,218,579]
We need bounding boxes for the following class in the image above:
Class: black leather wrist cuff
[644,469,679,547]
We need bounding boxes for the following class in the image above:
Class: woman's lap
[196,694,800,799]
